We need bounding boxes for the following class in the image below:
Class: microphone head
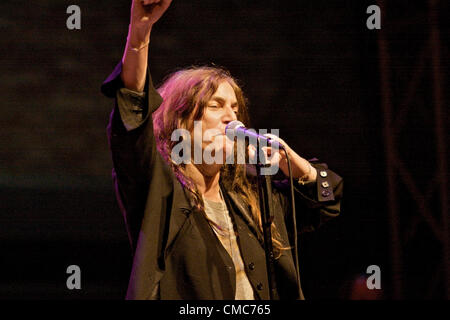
[225,120,245,139]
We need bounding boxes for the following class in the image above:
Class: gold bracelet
[297,162,312,185]
[129,41,150,52]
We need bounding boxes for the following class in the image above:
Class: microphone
[225,120,283,149]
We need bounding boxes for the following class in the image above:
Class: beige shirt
[203,196,255,300]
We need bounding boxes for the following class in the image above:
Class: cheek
[202,110,223,129]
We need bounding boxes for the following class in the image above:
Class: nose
[223,105,237,124]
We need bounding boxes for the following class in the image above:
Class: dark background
[1,0,448,299]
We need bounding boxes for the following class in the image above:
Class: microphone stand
[255,139,279,300]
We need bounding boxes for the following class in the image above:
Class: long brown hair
[153,66,288,257]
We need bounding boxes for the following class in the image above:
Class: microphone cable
[279,144,302,298]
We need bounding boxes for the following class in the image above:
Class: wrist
[297,161,317,185]
[127,22,152,48]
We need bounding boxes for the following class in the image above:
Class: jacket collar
[165,180,265,256]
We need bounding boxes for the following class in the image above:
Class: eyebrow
[210,97,238,107]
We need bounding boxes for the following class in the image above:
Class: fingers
[263,133,287,148]
[263,146,281,166]
[248,145,282,166]
[140,0,160,10]
[141,0,161,5]
[248,144,256,160]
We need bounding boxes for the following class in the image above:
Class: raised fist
[130,0,172,27]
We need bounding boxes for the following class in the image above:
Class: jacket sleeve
[101,61,163,250]
[273,160,343,233]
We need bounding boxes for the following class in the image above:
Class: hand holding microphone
[225,120,316,181]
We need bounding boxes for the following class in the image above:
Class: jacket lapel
[163,180,192,258]
[225,189,264,246]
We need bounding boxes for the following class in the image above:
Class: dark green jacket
[101,62,343,300]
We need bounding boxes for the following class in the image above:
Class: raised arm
[121,0,172,92]
[101,0,172,250]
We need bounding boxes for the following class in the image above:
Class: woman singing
[101,0,343,300]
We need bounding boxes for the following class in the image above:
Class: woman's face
[192,80,239,165]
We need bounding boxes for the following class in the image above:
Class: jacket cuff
[313,163,336,202]
[294,163,340,206]
[116,88,146,131]
[101,61,163,131]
